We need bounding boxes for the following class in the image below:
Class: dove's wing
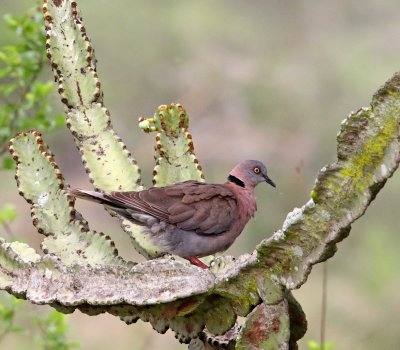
[104,181,238,235]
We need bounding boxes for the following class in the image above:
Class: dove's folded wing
[105,181,238,235]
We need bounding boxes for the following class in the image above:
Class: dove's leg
[187,257,208,269]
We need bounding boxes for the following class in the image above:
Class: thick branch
[0,240,213,306]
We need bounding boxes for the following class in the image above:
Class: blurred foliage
[0,293,77,350]
[0,3,76,350]
[0,4,64,169]
[0,203,16,239]
[0,295,24,342]
[36,311,78,350]
[0,203,16,225]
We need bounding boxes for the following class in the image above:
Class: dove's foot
[187,257,208,269]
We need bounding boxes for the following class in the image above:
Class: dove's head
[228,160,276,189]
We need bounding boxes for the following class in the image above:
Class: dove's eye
[253,167,260,174]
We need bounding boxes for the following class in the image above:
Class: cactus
[139,103,205,186]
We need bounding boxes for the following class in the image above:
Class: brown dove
[70,160,275,269]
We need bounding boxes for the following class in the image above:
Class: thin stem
[2,222,16,240]
[320,261,328,349]
[0,326,11,344]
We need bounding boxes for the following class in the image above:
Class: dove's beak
[263,174,276,188]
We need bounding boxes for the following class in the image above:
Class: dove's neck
[237,186,257,220]
[225,180,257,223]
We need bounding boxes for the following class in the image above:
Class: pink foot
[187,257,208,269]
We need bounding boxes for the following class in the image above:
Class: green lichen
[339,109,398,192]
[310,189,318,201]
[9,242,41,264]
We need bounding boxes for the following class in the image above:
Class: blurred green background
[1,1,400,349]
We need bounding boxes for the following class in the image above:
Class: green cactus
[42,0,208,260]
[139,103,205,186]
[9,130,124,266]
[43,0,141,192]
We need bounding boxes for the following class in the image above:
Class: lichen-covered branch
[236,301,289,350]
[213,77,400,303]
[1,0,399,348]
[0,240,213,306]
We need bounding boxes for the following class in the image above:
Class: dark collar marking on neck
[228,175,245,188]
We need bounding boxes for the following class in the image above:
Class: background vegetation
[1,1,399,349]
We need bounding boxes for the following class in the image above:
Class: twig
[1,223,16,240]
[320,261,328,349]
[0,43,45,156]
[0,327,11,344]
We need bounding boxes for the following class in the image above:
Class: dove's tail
[69,189,109,205]
[69,188,127,216]
[69,188,152,226]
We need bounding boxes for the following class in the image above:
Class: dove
[69,160,275,269]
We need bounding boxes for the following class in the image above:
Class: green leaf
[3,14,18,31]
[307,340,335,350]
[0,204,17,225]
[0,82,18,96]
[0,4,63,148]
[54,114,65,127]
[0,51,8,62]
[37,311,78,350]
[9,325,25,333]
[34,81,54,97]
[0,66,12,79]
[0,304,15,322]
[2,156,14,170]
